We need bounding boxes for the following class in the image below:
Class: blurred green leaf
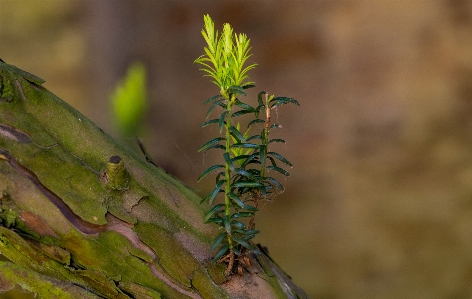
[110,62,147,136]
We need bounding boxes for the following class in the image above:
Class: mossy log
[0,60,310,299]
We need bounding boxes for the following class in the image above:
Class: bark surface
[0,61,310,299]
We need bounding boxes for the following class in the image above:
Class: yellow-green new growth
[196,14,298,278]
[195,14,256,98]
[110,62,147,137]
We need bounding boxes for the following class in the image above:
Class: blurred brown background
[2,1,472,298]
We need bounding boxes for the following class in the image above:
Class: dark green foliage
[195,14,299,276]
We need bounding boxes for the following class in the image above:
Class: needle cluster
[195,15,299,276]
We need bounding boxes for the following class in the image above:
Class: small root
[218,248,253,278]
[217,250,235,277]
[236,249,252,275]
[224,250,234,277]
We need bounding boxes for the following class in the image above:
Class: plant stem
[261,92,270,181]
[224,95,234,252]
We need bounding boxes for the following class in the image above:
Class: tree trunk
[0,61,310,299]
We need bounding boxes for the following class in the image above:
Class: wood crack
[0,147,106,235]
[0,148,203,298]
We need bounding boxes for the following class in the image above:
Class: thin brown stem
[264,92,270,129]
[247,192,261,231]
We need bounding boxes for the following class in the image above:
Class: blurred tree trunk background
[2,1,472,298]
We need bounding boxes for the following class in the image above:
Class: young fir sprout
[195,14,299,277]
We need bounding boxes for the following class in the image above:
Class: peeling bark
[0,60,310,299]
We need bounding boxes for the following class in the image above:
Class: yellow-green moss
[0,261,99,299]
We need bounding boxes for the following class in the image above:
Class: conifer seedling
[195,14,299,277]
